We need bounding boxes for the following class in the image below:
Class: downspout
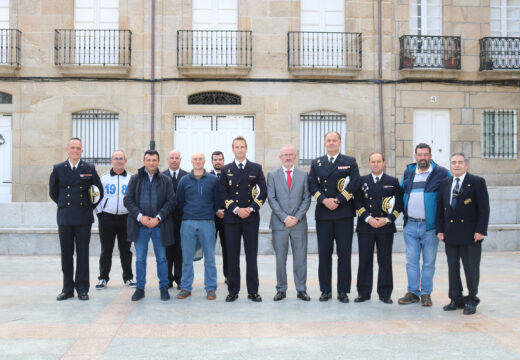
[150,0,156,150]
[377,0,385,155]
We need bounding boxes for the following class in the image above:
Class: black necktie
[329,157,334,164]
[217,173,220,179]
[72,166,76,172]
[451,178,460,209]
[239,163,244,170]
[375,176,379,184]
[173,172,177,180]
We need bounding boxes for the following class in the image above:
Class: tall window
[72,110,119,164]
[482,109,517,159]
[490,0,520,37]
[299,111,346,166]
[409,0,442,36]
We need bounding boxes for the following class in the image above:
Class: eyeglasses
[112,157,125,161]
[281,154,296,157]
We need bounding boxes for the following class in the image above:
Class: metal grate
[188,92,241,105]
[299,111,346,166]
[288,31,362,68]
[54,29,132,66]
[479,37,520,70]
[0,29,21,66]
[482,110,517,159]
[399,35,461,69]
[72,110,119,165]
[177,30,252,67]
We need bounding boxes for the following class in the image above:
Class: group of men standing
[49,133,489,314]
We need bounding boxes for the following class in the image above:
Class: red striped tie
[286,170,292,190]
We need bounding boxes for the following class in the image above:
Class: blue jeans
[403,220,439,296]
[134,226,168,290]
[180,220,217,292]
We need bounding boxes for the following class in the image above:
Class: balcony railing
[54,29,132,66]
[0,29,21,66]
[288,31,362,69]
[399,35,461,70]
[177,30,252,67]
[480,37,520,71]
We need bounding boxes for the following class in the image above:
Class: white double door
[0,115,12,202]
[413,110,450,169]
[174,114,255,171]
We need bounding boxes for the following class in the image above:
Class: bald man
[175,152,220,300]
[162,150,188,289]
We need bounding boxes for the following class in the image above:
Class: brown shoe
[421,294,432,307]
[398,292,420,305]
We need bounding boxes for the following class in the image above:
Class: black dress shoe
[354,295,371,303]
[226,293,239,302]
[131,288,145,301]
[379,297,393,304]
[338,292,349,303]
[273,291,286,301]
[297,291,311,301]
[443,300,465,311]
[319,292,332,302]
[56,292,74,301]
[78,293,89,301]
[248,293,262,302]
[463,304,477,315]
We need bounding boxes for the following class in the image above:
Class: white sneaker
[125,279,136,288]
[95,279,107,290]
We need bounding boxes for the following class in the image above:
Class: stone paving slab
[0,253,519,359]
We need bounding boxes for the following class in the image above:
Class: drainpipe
[377,0,385,155]
[149,0,156,150]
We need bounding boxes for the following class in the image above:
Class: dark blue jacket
[400,160,450,231]
[176,170,220,220]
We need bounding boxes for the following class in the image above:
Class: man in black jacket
[124,150,176,302]
[210,150,228,282]
[436,152,489,315]
[354,152,403,304]
[49,137,103,301]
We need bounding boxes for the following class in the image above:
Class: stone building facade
[0,0,518,202]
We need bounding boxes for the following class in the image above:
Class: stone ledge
[178,65,251,77]
[56,65,131,77]
[289,67,361,78]
[399,68,461,80]
[478,69,520,80]
[0,64,20,75]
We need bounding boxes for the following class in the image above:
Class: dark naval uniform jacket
[354,173,403,234]
[49,160,103,225]
[436,173,490,245]
[308,154,361,220]
[219,160,267,223]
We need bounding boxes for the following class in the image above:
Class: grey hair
[450,152,469,163]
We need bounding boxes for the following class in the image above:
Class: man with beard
[210,151,228,283]
[398,143,449,307]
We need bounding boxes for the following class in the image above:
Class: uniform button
[370,197,372,200]
[235,200,238,203]
[67,194,70,197]
[67,186,70,189]
[79,186,83,189]
[324,180,327,183]
[369,205,372,208]
[248,200,251,202]
[324,188,327,191]
[236,185,239,187]
[461,219,464,223]
[67,202,70,206]
[80,202,83,206]
[80,195,83,198]
[450,220,454,223]
[236,192,239,195]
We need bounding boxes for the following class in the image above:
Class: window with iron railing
[399,35,461,69]
[482,109,517,159]
[55,29,132,66]
[72,110,119,165]
[299,111,346,166]
[288,32,362,68]
[0,29,21,66]
[480,37,520,70]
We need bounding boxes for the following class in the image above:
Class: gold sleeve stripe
[254,199,263,207]
[393,210,401,218]
[313,191,321,201]
[225,200,234,209]
[356,208,366,217]
[341,190,353,201]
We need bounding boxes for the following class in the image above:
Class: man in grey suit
[267,144,312,301]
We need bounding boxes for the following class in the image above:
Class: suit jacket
[124,167,176,247]
[162,168,188,222]
[49,159,103,226]
[210,170,225,224]
[354,173,403,234]
[219,160,267,224]
[267,166,311,231]
[436,172,490,246]
[308,154,361,220]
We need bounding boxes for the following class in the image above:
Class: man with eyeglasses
[95,150,136,290]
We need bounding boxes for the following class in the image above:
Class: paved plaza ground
[0,252,519,359]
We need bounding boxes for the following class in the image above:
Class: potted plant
[402,49,415,69]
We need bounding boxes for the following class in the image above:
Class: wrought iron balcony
[399,35,461,70]
[54,29,132,66]
[480,37,520,71]
[177,30,252,67]
[0,29,21,66]
[288,31,362,69]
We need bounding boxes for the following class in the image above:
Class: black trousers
[356,232,394,299]
[316,218,354,293]
[445,241,482,306]
[58,224,92,294]
[215,219,228,279]
[225,218,260,295]
[98,213,133,282]
[166,219,182,286]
